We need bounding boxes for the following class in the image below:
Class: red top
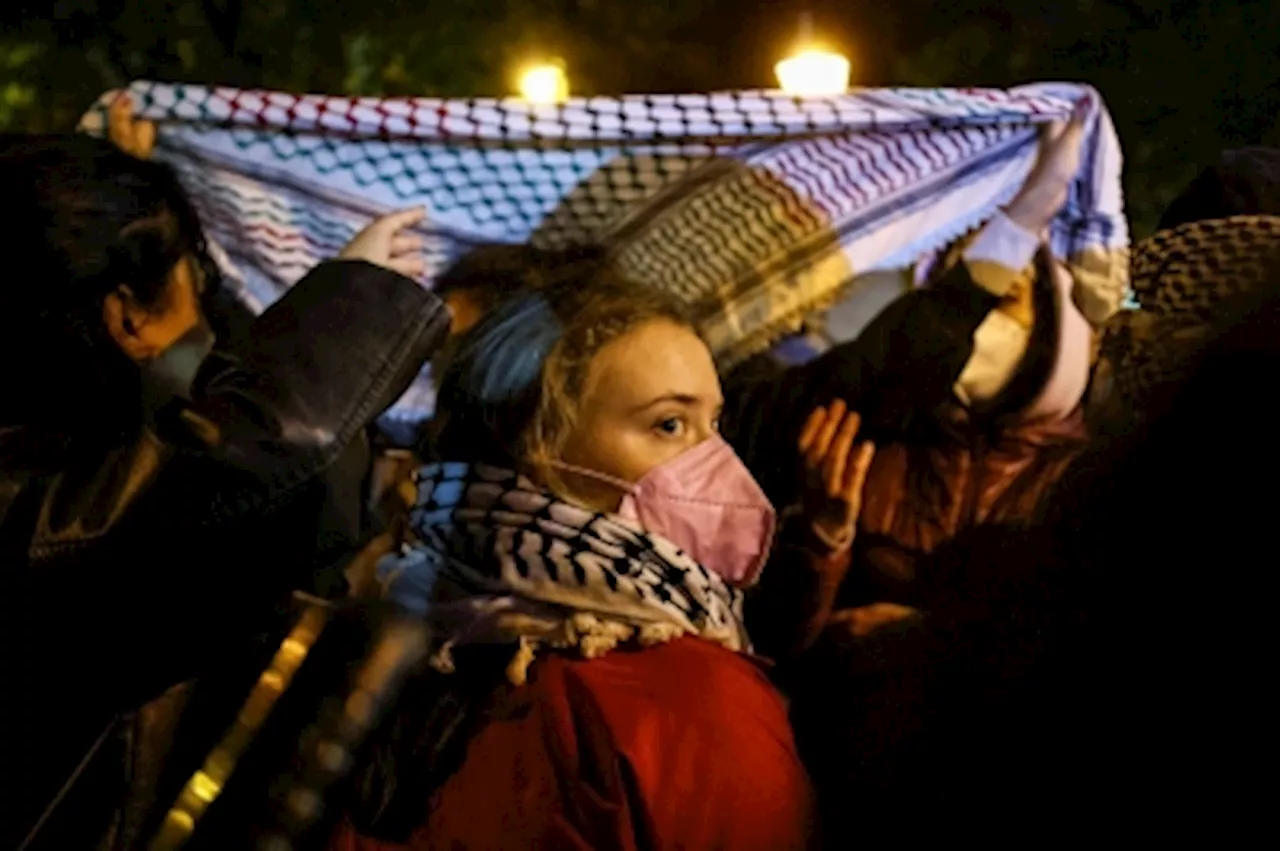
[330,636,818,850]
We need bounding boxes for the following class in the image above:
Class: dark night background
[2,1,1277,237]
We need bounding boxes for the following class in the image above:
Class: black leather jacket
[0,259,448,850]
[722,260,1003,511]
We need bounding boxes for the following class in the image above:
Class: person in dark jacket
[731,107,1100,656]
[721,105,1093,513]
[789,260,1280,843]
[0,134,450,851]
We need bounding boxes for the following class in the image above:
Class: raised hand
[797,399,876,550]
[107,95,156,160]
[339,208,428,279]
[1004,96,1092,235]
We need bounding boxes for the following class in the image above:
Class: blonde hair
[433,266,693,502]
[526,274,693,500]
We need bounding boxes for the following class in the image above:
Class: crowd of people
[2,95,1278,850]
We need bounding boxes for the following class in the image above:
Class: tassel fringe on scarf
[376,463,749,685]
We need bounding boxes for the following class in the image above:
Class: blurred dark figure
[1089,215,1280,437]
[431,242,609,336]
[1158,146,1280,230]
[427,241,611,388]
[791,259,1279,841]
[0,134,448,850]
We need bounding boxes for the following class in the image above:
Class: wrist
[1003,187,1063,236]
[962,209,1041,297]
[808,520,854,555]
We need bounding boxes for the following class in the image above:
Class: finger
[374,207,427,233]
[1038,118,1066,147]
[848,603,916,636]
[1070,94,1092,125]
[388,256,427,279]
[1046,108,1086,166]
[825,608,860,626]
[853,612,889,637]
[849,608,879,637]
[109,93,132,123]
[108,95,134,151]
[803,410,834,468]
[389,233,424,256]
[823,411,860,497]
[135,119,156,158]
[809,398,846,466]
[843,441,876,503]
[1059,114,1087,151]
[1058,106,1086,140]
[863,603,917,630]
[798,407,826,455]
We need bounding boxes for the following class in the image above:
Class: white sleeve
[961,210,1041,297]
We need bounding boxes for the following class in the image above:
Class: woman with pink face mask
[329,270,872,850]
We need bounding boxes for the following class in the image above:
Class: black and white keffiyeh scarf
[376,462,750,683]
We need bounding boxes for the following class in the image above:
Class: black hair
[1158,146,1280,231]
[891,248,1080,533]
[431,241,609,311]
[0,134,217,447]
[414,242,612,459]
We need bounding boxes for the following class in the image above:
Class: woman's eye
[655,417,685,437]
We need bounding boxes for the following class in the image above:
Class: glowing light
[189,770,222,803]
[775,12,851,97]
[518,63,569,104]
[775,49,850,97]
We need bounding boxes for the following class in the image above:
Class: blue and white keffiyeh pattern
[377,462,749,682]
[80,81,1128,429]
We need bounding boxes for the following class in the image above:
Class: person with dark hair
[724,104,1100,509]
[0,130,450,850]
[1157,146,1280,231]
[727,106,1111,655]
[0,135,221,439]
[423,240,610,385]
[431,241,609,335]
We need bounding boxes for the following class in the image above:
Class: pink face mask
[553,435,776,587]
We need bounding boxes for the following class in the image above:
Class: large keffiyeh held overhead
[79,81,1128,427]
